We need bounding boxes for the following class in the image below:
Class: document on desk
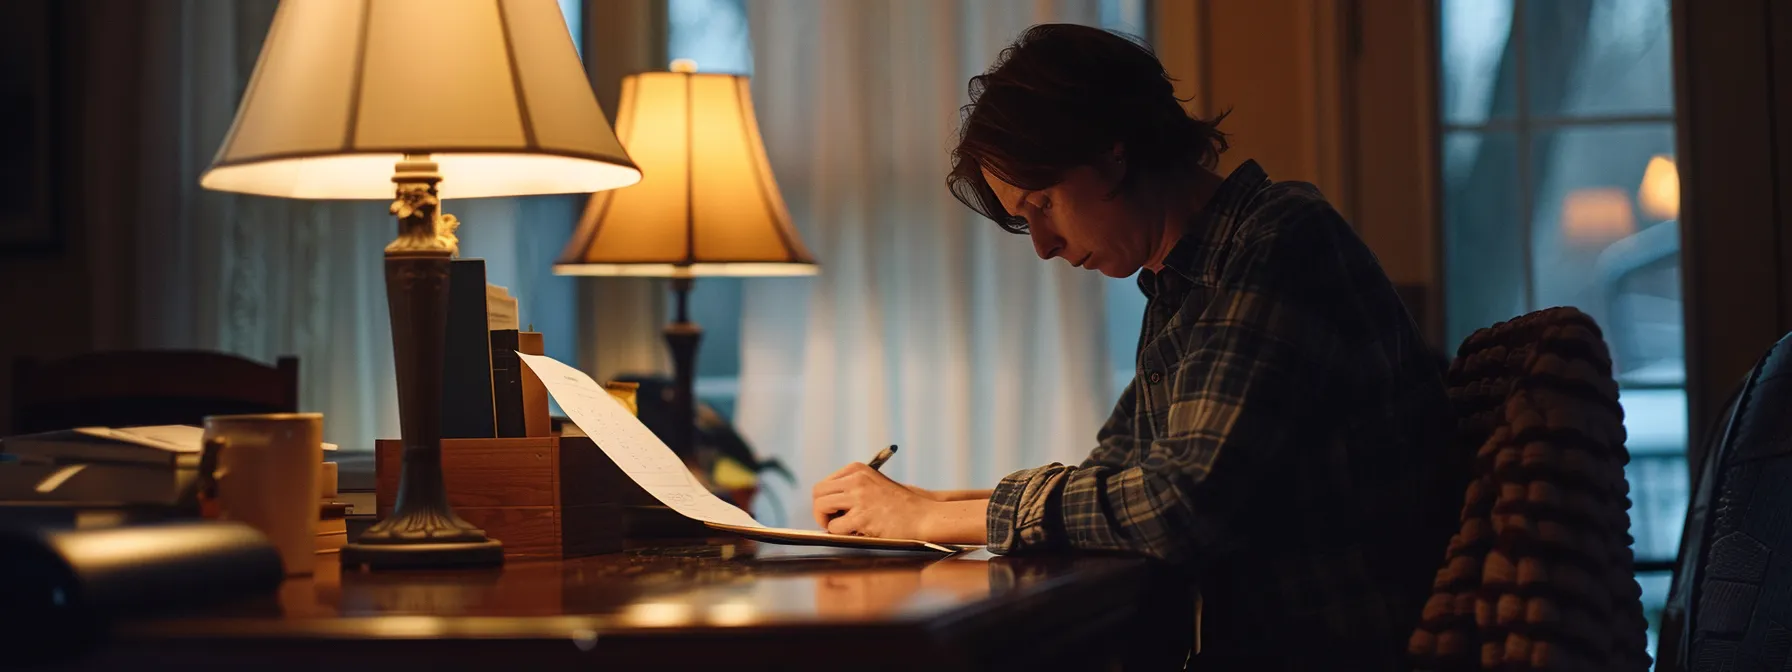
[518,353,964,553]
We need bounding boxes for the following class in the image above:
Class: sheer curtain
[737,0,1116,527]
[132,0,582,457]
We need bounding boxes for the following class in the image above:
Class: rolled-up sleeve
[987,223,1348,565]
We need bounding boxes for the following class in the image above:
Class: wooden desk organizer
[375,435,712,560]
[375,436,623,560]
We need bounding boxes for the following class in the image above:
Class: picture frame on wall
[0,0,60,257]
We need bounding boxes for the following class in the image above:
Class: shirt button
[1147,371,1164,385]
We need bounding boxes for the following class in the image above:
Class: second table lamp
[555,60,817,459]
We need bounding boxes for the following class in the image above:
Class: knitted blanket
[1409,307,1652,671]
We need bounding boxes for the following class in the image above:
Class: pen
[867,444,898,470]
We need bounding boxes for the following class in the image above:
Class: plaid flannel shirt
[987,161,1464,668]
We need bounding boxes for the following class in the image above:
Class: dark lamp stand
[340,156,504,570]
[664,276,702,459]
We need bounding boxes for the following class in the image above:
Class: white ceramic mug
[199,413,322,575]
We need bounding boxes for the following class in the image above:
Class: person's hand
[811,462,937,538]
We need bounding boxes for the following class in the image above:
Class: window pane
[677,277,745,378]
[1637,570,1673,666]
[1101,0,1148,35]
[1442,130,1526,348]
[1100,0,1149,399]
[1626,445,1689,562]
[1525,0,1672,119]
[668,0,753,75]
[1105,276,1145,397]
[1438,0,1516,125]
[558,0,581,57]
[1527,123,1676,363]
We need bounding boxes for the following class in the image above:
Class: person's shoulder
[1230,179,1351,248]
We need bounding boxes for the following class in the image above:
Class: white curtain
[738,0,1115,527]
[132,0,582,456]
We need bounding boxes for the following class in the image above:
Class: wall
[0,0,145,434]
[1672,0,1792,470]
[1153,0,1442,345]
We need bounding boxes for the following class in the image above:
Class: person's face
[981,159,1160,278]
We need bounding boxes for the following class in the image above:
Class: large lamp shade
[554,64,815,277]
[195,0,644,571]
[199,0,641,200]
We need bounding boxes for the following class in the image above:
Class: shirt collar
[1138,159,1271,297]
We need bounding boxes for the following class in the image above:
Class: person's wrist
[916,499,946,540]
[907,484,943,502]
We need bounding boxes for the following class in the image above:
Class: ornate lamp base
[340,156,503,570]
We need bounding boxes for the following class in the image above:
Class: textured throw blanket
[1409,307,1652,671]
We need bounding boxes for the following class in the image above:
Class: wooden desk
[57,542,1191,671]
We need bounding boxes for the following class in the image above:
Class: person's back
[1154,173,1461,668]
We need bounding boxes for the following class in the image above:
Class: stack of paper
[517,353,964,553]
[2,425,339,467]
[486,284,519,331]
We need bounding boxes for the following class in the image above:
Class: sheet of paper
[486,283,519,331]
[517,353,763,529]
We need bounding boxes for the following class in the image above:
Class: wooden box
[375,436,626,560]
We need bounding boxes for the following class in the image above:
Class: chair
[1656,331,1792,671]
[1410,307,1652,671]
[10,350,299,435]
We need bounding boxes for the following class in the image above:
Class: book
[517,353,968,554]
[316,501,348,554]
[485,283,518,331]
[490,329,525,438]
[1,425,339,468]
[442,259,497,438]
[2,425,203,467]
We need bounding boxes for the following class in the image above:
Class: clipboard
[704,522,970,554]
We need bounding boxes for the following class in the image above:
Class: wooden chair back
[10,350,299,434]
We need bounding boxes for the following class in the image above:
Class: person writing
[810,24,1466,669]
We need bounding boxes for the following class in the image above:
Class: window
[1437,0,1681,660]
[1099,1,1152,400]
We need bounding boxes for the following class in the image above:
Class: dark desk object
[1,521,284,666]
[65,544,1185,671]
[11,350,298,434]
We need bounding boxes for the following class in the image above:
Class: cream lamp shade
[554,62,816,277]
[199,0,641,200]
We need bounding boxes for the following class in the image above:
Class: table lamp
[199,0,642,569]
[554,60,816,458]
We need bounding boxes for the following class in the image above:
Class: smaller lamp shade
[199,0,641,200]
[554,63,816,277]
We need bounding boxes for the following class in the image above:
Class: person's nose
[1029,226,1063,261]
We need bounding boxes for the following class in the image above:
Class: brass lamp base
[340,156,503,570]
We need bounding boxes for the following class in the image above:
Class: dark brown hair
[948,24,1229,233]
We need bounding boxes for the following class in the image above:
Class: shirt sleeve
[1080,377,1140,470]
[986,220,1349,566]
